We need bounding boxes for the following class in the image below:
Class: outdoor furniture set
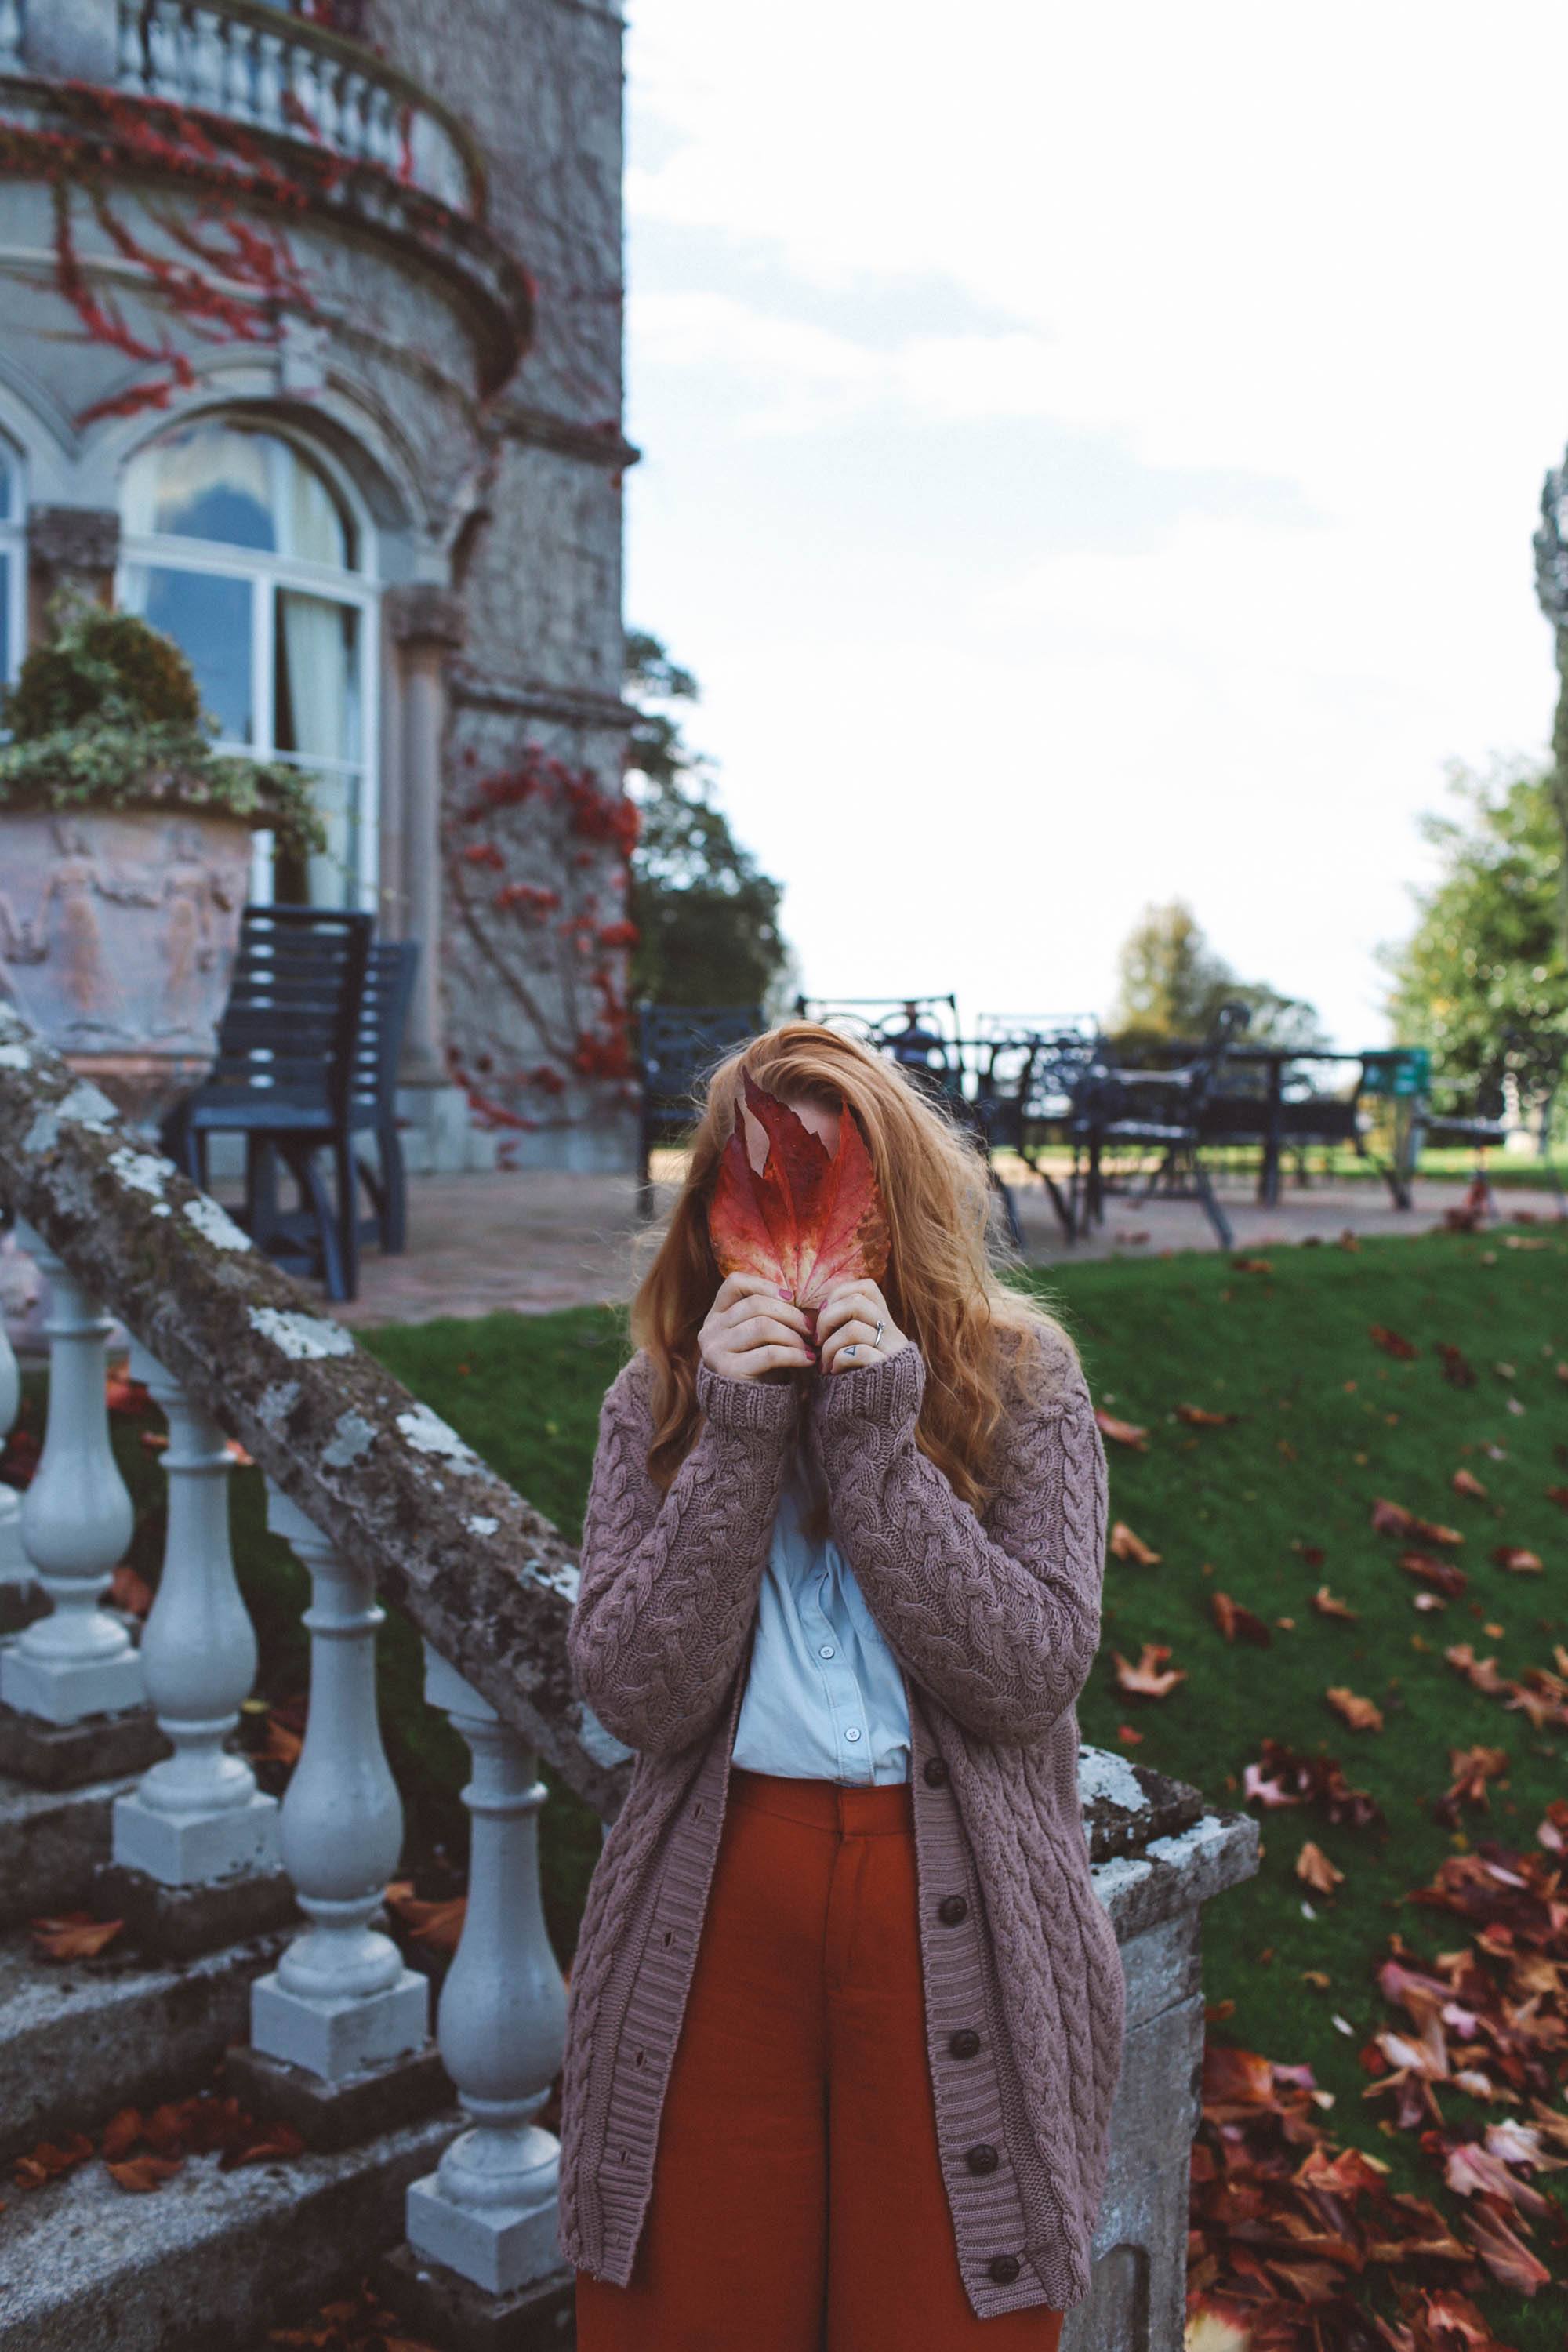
[633,994,1568,1246]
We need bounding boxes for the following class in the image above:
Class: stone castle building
[0,0,637,1170]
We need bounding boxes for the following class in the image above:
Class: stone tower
[0,0,636,1171]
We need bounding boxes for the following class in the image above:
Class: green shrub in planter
[0,597,325,862]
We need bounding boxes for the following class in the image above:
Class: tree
[1379,755,1568,1081]
[1108,898,1327,1047]
[624,630,796,1013]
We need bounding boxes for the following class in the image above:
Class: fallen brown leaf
[1325,1686,1384,1733]
[27,1912,125,1961]
[1110,1642,1186,1700]
[1094,1410,1148,1450]
[1210,1591,1272,1646]
[1109,1520,1161,1565]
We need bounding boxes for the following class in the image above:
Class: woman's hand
[699,1272,817,1382]
[815,1278,909,1376]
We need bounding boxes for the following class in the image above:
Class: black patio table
[1203,1046,1425,1208]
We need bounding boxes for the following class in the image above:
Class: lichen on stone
[249,1306,355,1361]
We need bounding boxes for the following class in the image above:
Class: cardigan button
[965,2142,1000,2176]
[938,1893,968,1926]
[923,1755,949,1787]
[989,2254,1022,2285]
[948,2027,981,2059]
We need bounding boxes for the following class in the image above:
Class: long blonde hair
[627,1019,1074,1518]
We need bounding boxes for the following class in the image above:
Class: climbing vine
[443,740,641,1138]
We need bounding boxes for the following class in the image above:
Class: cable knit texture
[557,1326,1127,2319]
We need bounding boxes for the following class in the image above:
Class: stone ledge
[0,1763,145,1930]
[0,2104,463,2352]
[91,1853,299,1964]
[223,2033,456,2154]
[0,1917,291,2165]
[1093,1806,1261,1941]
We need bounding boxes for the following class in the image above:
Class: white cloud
[622,0,1568,1046]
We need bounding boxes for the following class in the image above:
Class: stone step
[0,1918,293,2165]
[0,1764,143,1931]
[0,2104,464,2352]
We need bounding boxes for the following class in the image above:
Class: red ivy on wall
[444,741,641,1130]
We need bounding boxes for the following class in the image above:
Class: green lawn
[30,1224,1565,2339]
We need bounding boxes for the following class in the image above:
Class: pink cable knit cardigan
[557,1323,1127,2319]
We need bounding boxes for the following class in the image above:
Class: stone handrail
[0,1002,631,1820]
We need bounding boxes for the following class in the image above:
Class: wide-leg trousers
[574,1764,1066,2351]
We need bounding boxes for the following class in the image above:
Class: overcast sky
[622,2,1568,1048]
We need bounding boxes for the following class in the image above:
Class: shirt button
[844,1726,862,1742]
[818,1644,836,1658]
[938,1894,968,1925]
[989,2254,1021,2285]
[949,2028,981,2059]
[965,2143,1000,2176]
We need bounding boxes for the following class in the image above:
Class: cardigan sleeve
[807,1326,1109,1744]
[566,1350,798,1758]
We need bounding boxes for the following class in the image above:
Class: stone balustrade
[1,0,481,217]
[0,1004,1259,2350]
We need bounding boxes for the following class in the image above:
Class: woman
[559,1022,1126,2349]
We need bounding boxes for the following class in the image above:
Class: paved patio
[326,1154,1568,1330]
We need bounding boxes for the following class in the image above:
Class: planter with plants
[0,597,325,1127]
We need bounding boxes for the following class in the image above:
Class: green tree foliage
[1109,898,1327,1047]
[1379,755,1567,1082]
[625,630,795,1013]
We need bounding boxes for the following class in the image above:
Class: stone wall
[0,0,636,1174]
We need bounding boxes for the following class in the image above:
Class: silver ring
[873,1318,884,1348]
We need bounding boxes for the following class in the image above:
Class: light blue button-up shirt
[732,1442,911,1785]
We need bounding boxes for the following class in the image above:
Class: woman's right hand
[699,1272,816,1382]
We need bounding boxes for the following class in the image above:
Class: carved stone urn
[0,806,252,1131]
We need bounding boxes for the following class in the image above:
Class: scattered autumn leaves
[1096,1270,1568,2335]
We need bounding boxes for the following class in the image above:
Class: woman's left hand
[815,1278,910,1376]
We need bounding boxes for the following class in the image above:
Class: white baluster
[0,0,24,74]
[116,0,146,90]
[312,54,342,151]
[0,1224,142,1723]
[249,1482,427,2079]
[147,0,186,101]
[187,5,225,111]
[254,27,285,128]
[110,1345,278,1882]
[0,1271,28,1596]
[288,42,322,141]
[405,1646,568,2292]
[365,82,398,172]
[337,71,370,162]
[221,16,255,120]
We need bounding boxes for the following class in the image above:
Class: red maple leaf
[706,1070,890,1341]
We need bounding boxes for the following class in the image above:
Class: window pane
[128,425,277,550]
[303,770,361,910]
[124,423,357,569]
[129,564,254,744]
[0,459,12,524]
[275,592,360,763]
[0,554,9,686]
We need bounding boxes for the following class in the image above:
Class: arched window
[0,446,24,687]
[120,420,379,908]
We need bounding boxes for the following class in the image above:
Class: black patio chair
[1410,1025,1568,1216]
[160,906,374,1301]
[1079,1001,1252,1249]
[637,1004,764,1217]
[350,940,420,1255]
[971,1017,1105,1246]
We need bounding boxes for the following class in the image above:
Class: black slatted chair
[1080,1002,1251,1249]
[350,940,419,1256]
[637,1004,764,1217]
[160,906,374,1301]
[971,1019,1105,1246]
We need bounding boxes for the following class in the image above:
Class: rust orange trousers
[574,1766,1065,2352]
